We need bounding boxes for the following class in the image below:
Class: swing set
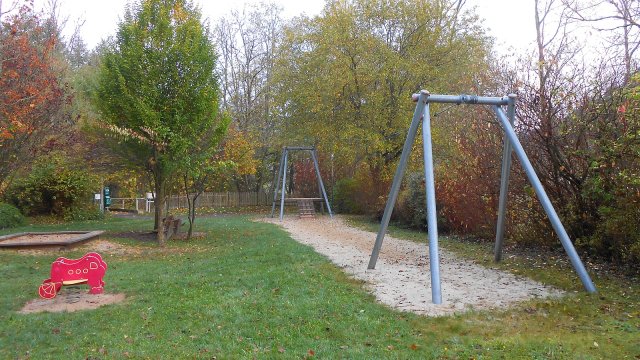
[270,146,333,221]
[368,90,597,304]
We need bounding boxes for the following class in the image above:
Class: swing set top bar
[411,91,510,106]
[284,146,315,151]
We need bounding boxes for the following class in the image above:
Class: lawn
[0,215,638,359]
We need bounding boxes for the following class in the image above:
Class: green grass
[345,215,640,358]
[0,215,638,359]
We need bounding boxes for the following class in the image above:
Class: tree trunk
[154,162,166,247]
[156,188,166,246]
[187,193,202,240]
[150,174,159,231]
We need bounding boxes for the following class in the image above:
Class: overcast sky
[26,0,540,55]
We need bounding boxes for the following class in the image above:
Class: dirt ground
[7,239,136,256]
[20,287,126,314]
[0,233,75,245]
[262,216,564,317]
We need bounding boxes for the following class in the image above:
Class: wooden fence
[166,191,270,209]
[110,191,271,213]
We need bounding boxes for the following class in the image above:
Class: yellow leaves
[172,2,187,23]
[222,128,258,176]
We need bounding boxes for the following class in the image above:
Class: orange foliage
[436,121,503,237]
[0,3,69,181]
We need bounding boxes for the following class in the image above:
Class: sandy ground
[20,287,126,314]
[0,234,77,245]
[262,216,563,317]
[6,239,136,256]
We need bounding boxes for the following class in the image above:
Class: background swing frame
[270,146,333,221]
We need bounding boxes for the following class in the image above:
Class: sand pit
[0,231,104,248]
[20,287,125,314]
[262,216,563,317]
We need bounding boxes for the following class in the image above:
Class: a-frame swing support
[270,146,333,221]
[368,90,597,305]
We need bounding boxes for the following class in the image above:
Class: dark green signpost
[103,187,111,208]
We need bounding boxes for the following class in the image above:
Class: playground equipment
[38,252,107,299]
[368,90,597,304]
[270,146,333,221]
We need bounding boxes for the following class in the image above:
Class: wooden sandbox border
[0,231,105,248]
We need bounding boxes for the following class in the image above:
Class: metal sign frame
[270,146,333,221]
[368,90,596,304]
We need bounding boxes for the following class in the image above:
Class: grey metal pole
[422,103,442,304]
[270,150,286,218]
[493,106,597,293]
[368,90,428,269]
[311,149,333,218]
[412,93,509,106]
[100,183,104,213]
[279,150,289,221]
[494,94,517,261]
[312,150,325,214]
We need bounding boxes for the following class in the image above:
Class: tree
[0,1,71,189]
[502,0,600,244]
[180,157,233,239]
[214,3,283,193]
[273,0,490,213]
[95,0,225,245]
[563,0,640,81]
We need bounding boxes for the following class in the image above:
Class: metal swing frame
[368,90,597,304]
[270,146,333,221]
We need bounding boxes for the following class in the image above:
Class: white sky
[29,0,539,55]
[50,0,327,48]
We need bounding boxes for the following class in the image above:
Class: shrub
[7,154,98,218]
[395,172,450,233]
[333,177,362,214]
[577,168,640,266]
[63,205,104,221]
[395,173,427,230]
[0,202,26,229]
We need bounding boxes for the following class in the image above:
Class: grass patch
[0,215,638,358]
[345,215,640,358]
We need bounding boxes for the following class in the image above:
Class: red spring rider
[38,252,107,299]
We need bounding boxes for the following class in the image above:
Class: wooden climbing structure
[296,199,316,218]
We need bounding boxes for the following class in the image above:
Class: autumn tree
[273,0,490,213]
[0,1,71,190]
[95,0,225,245]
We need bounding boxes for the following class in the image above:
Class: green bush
[395,173,427,230]
[395,172,450,233]
[0,202,26,229]
[333,177,363,214]
[63,204,104,221]
[586,205,640,265]
[6,154,98,218]
[577,171,640,267]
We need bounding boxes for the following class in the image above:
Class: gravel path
[262,216,563,317]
